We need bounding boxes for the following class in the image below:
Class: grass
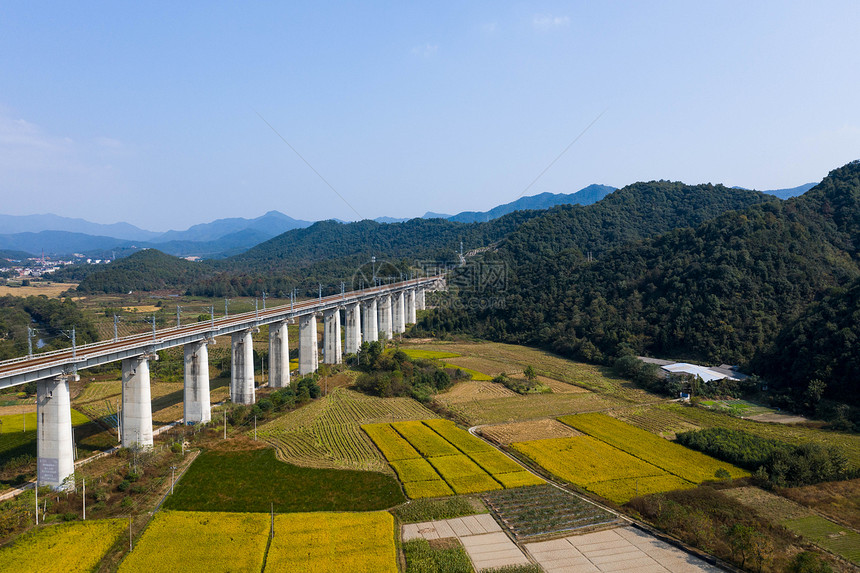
[117,511,269,573]
[267,512,398,573]
[402,538,473,573]
[441,363,493,381]
[783,515,860,564]
[778,478,860,530]
[512,436,693,504]
[392,496,487,523]
[481,484,618,540]
[0,519,126,573]
[258,388,435,473]
[162,448,406,512]
[399,349,462,360]
[0,283,77,298]
[438,392,620,426]
[559,413,749,482]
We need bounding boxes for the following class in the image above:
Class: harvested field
[405,341,653,402]
[607,405,700,439]
[258,388,436,473]
[439,392,620,426]
[722,486,811,522]
[0,283,76,298]
[438,381,517,403]
[479,419,582,445]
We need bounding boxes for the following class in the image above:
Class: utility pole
[114,314,119,341]
[223,410,227,439]
[210,306,215,328]
[318,283,322,301]
[72,326,76,359]
[255,298,259,319]
[27,326,33,357]
[176,306,182,328]
[262,292,267,310]
[254,415,257,441]
[149,317,156,341]
[224,299,230,318]
[170,466,176,495]
[372,256,376,283]
[82,475,86,520]
[290,290,294,312]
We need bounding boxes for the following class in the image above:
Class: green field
[559,413,749,482]
[162,448,406,512]
[783,515,860,564]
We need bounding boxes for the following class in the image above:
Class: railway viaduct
[0,276,444,488]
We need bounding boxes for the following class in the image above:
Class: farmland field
[266,512,397,572]
[482,484,620,540]
[118,511,269,573]
[724,486,860,564]
[405,341,653,401]
[258,387,436,473]
[0,519,126,573]
[479,419,581,445]
[162,447,406,512]
[606,406,700,439]
[365,419,543,498]
[435,380,517,403]
[559,413,749,482]
[439,391,620,425]
[778,478,860,529]
[656,403,860,467]
[512,436,693,503]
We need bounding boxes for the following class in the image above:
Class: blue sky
[1,1,858,231]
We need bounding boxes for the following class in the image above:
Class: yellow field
[559,413,749,482]
[118,511,269,573]
[0,283,77,298]
[365,419,543,498]
[513,436,693,503]
[0,519,126,573]
[266,512,397,573]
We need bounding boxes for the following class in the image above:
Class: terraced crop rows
[258,388,436,473]
[607,406,700,438]
[363,419,544,498]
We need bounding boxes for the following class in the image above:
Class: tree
[523,365,537,382]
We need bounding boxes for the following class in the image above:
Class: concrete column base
[323,308,342,364]
[230,330,256,405]
[344,302,362,354]
[122,354,156,449]
[362,299,378,343]
[184,340,211,424]
[37,374,77,489]
[299,314,319,375]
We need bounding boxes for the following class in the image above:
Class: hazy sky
[2,1,858,231]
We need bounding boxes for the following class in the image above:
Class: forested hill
[218,211,542,271]
[500,181,775,261]
[74,249,212,293]
[422,161,860,402]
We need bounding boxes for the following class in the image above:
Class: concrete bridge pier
[416,288,426,311]
[393,291,406,334]
[268,321,291,388]
[230,330,257,405]
[299,314,319,375]
[122,354,157,448]
[344,302,361,354]
[323,308,342,364]
[378,294,393,340]
[362,299,378,343]
[407,289,417,324]
[184,340,212,424]
[37,373,77,489]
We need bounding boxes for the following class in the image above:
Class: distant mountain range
[0,181,817,259]
[436,184,617,223]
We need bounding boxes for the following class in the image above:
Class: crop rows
[267,512,398,572]
[363,419,543,498]
[257,388,435,473]
[0,519,127,573]
[559,413,749,482]
[607,407,699,438]
[482,485,620,540]
[512,436,692,504]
